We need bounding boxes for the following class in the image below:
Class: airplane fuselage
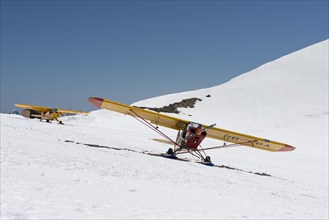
[179,125,207,150]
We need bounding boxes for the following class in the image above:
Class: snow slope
[1,40,328,219]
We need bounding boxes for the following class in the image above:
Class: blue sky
[1,0,328,113]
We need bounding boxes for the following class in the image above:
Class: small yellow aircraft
[88,97,295,164]
[15,103,88,124]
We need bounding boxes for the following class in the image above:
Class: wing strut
[201,140,257,151]
[128,109,180,147]
[128,109,252,160]
[126,109,257,163]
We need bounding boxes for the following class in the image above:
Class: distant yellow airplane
[15,103,88,124]
[89,97,295,164]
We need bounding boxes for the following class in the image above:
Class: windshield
[189,122,201,129]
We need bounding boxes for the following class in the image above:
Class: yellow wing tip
[77,111,89,115]
[14,103,88,115]
[15,104,27,108]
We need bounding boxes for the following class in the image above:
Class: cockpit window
[189,122,201,129]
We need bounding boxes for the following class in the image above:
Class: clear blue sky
[1,0,328,113]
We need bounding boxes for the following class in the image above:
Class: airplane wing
[15,104,52,113]
[15,104,88,115]
[88,97,295,152]
[88,97,189,130]
[206,127,295,152]
[57,109,89,115]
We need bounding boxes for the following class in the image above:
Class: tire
[204,156,211,163]
[166,148,174,155]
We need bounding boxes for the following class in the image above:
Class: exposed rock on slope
[135,97,203,114]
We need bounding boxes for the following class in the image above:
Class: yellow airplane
[15,103,88,124]
[88,97,295,164]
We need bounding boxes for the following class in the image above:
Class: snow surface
[1,40,328,219]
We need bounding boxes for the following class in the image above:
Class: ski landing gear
[164,147,214,166]
[202,156,214,166]
[40,119,64,125]
[163,148,178,159]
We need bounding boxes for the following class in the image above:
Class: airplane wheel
[166,148,174,155]
[204,156,211,163]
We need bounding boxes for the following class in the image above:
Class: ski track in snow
[1,113,328,219]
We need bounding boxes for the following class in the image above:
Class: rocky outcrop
[135,97,202,114]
